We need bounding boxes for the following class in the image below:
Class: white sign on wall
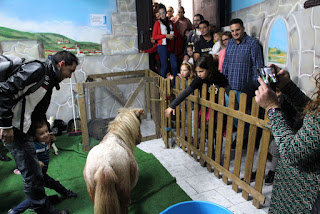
[90,14,107,26]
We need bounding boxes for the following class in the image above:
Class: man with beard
[183,14,204,62]
[0,51,79,214]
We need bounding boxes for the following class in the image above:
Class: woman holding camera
[255,65,320,213]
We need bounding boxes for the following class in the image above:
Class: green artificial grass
[0,135,191,213]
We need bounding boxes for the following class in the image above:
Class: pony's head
[107,108,144,151]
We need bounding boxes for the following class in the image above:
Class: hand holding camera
[257,64,292,90]
[257,66,278,85]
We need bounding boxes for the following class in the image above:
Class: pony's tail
[94,167,120,214]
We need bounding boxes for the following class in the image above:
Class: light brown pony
[83,108,143,214]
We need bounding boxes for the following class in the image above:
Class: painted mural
[268,19,288,65]
[231,0,265,12]
[0,0,116,57]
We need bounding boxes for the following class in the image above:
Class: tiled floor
[137,137,272,214]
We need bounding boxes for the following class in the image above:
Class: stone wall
[226,0,320,96]
[0,0,149,123]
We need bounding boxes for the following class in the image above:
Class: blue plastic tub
[160,201,233,214]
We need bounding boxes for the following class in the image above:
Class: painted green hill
[0,26,101,55]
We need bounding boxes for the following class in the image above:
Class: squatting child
[8,120,77,214]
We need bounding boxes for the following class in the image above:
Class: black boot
[265,170,275,186]
[62,190,77,199]
[0,153,11,161]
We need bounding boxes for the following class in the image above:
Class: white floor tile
[228,201,267,214]
[191,189,233,208]
[139,138,269,213]
[215,185,247,205]
[184,173,225,193]
[176,180,198,196]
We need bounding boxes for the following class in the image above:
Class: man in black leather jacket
[0,51,79,214]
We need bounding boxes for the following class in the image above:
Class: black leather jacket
[0,58,60,132]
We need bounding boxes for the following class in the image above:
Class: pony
[83,108,144,214]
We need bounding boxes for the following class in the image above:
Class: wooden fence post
[206,86,216,171]
[253,110,271,208]
[175,77,181,147]
[242,98,260,200]
[222,90,235,184]
[181,78,186,151]
[187,79,193,155]
[214,88,225,177]
[193,89,199,160]
[145,70,151,118]
[199,84,208,166]
[165,78,172,148]
[77,83,90,151]
[232,93,247,192]
[150,73,161,138]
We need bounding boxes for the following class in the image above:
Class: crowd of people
[146,3,320,214]
[0,3,319,214]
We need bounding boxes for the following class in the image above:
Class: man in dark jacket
[0,50,79,214]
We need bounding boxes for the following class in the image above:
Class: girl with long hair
[152,4,179,78]
[165,54,228,117]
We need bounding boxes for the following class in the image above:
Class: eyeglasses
[222,38,230,42]
[167,10,173,12]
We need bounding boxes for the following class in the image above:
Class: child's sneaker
[13,169,21,175]
[265,170,275,185]
[7,209,18,214]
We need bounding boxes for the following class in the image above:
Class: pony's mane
[107,108,143,151]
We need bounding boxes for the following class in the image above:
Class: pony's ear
[134,108,144,117]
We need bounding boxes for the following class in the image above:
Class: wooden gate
[77,70,160,151]
[159,76,272,209]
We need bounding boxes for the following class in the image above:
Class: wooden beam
[124,78,145,108]
[76,83,90,151]
[86,70,146,81]
[89,88,96,119]
[84,77,156,88]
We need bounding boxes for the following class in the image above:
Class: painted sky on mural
[0,0,116,43]
[269,19,288,52]
[231,0,265,12]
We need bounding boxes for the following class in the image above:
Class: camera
[257,66,277,84]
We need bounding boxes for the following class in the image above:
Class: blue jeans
[225,90,251,140]
[157,45,178,78]
[12,198,31,213]
[5,128,50,213]
[12,168,69,213]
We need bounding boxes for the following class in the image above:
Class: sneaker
[62,190,77,198]
[0,153,11,161]
[7,209,17,214]
[265,170,275,185]
[13,169,21,175]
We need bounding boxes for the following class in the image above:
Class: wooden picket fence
[77,70,272,209]
[158,76,272,209]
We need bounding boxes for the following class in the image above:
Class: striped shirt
[222,33,264,92]
[34,141,50,170]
